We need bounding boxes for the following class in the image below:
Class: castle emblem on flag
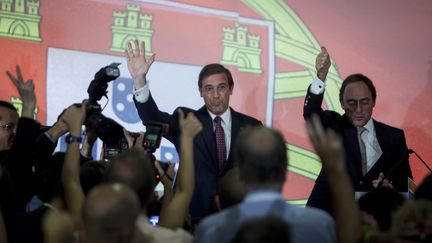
[221,22,262,74]
[110,4,153,55]
[0,0,41,41]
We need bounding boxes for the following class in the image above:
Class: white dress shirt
[133,84,232,159]
[208,109,232,159]
[361,119,383,172]
[310,77,383,173]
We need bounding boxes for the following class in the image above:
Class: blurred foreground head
[82,182,140,243]
[235,126,288,190]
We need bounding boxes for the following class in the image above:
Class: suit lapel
[196,106,217,169]
[228,108,240,164]
[341,115,363,181]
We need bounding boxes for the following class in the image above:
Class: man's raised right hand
[125,40,156,89]
[315,46,331,81]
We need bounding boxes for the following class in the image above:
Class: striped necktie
[357,127,367,175]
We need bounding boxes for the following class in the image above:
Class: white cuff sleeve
[133,84,150,103]
[309,77,326,95]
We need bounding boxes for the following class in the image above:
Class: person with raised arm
[303,47,412,214]
[126,40,262,220]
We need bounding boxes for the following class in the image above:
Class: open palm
[125,40,155,88]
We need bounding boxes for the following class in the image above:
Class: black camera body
[87,63,121,104]
[85,63,166,165]
[143,122,170,181]
[142,121,164,154]
[85,63,127,160]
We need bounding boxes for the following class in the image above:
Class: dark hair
[234,126,287,187]
[37,152,65,203]
[198,63,234,89]
[218,169,246,209]
[358,187,405,231]
[81,161,109,196]
[106,149,155,207]
[0,101,17,112]
[339,73,377,103]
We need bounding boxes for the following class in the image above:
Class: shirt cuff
[309,76,326,95]
[133,84,150,103]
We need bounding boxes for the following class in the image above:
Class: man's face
[200,73,233,116]
[0,107,19,151]
[341,81,375,127]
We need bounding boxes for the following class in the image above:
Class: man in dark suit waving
[125,40,262,220]
[303,47,412,214]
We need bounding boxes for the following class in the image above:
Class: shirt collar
[244,189,282,202]
[208,107,232,125]
[363,118,374,133]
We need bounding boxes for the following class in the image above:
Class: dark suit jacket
[1,118,57,212]
[1,118,57,243]
[303,87,412,214]
[135,93,262,219]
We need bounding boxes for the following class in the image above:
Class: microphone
[377,147,410,188]
[383,147,410,178]
[377,148,432,188]
[408,149,432,173]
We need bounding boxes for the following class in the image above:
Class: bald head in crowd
[235,126,288,190]
[82,183,141,243]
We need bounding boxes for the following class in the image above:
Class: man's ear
[199,87,203,97]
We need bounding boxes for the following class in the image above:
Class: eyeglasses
[0,123,17,132]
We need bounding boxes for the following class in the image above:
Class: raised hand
[307,114,362,243]
[155,160,176,186]
[122,129,144,149]
[125,40,156,89]
[315,46,331,81]
[60,101,88,136]
[306,114,345,173]
[177,109,203,140]
[6,65,36,118]
[158,109,201,229]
